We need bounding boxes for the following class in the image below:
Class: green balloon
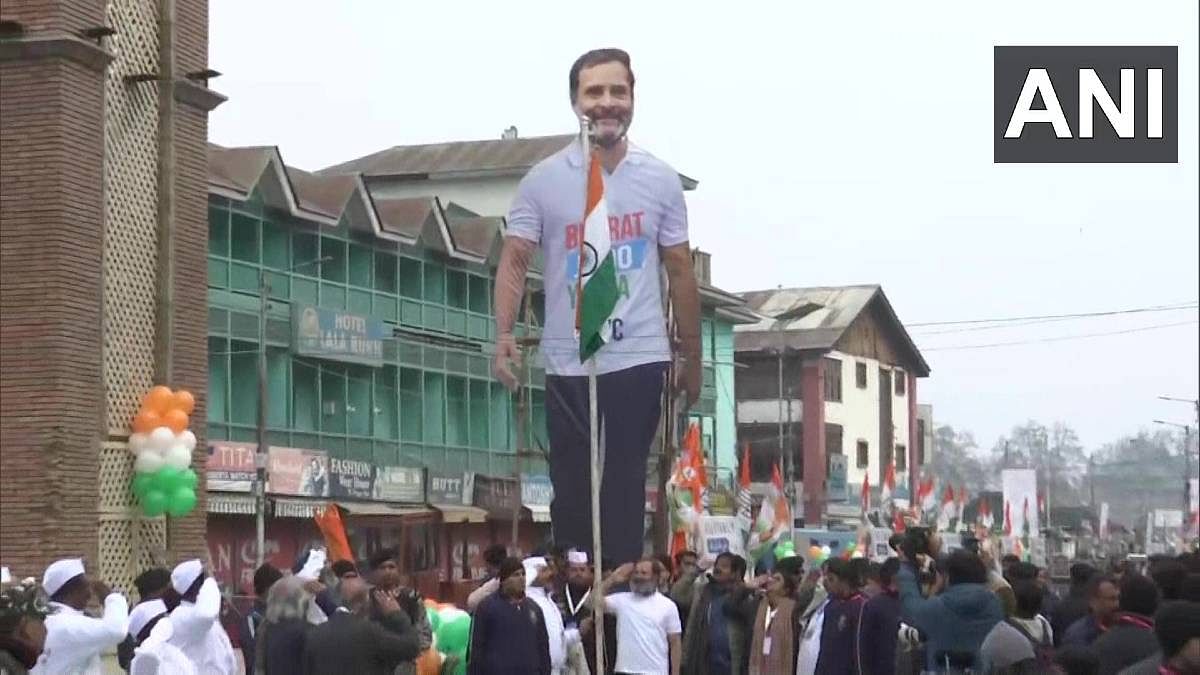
[142,490,168,517]
[132,473,154,498]
[166,487,197,517]
[426,606,442,633]
[180,468,199,490]
[436,614,471,654]
[156,467,183,492]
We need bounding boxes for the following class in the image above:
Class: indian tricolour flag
[574,141,620,363]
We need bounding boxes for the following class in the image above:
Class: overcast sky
[209,0,1199,453]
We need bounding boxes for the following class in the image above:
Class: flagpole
[578,116,606,675]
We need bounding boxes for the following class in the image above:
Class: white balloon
[178,429,197,453]
[821,545,832,557]
[164,444,191,470]
[135,451,165,474]
[148,427,175,452]
[128,433,148,455]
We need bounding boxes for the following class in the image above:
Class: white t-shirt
[796,597,828,675]
[606,591,682,675]
[506,139,690,376]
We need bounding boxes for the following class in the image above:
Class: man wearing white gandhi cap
[165,559,236,675]
[523,556,586,675]
[126,599,195,675]
[32,557,129,675]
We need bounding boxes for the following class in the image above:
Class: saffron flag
[749,463,791,561]
[892,509,907,533]
[880,463,896,507]
[314,504,353,563]
[938,486,956,531]
[668,423,707,558]
[918,477,937,515]
[1004,501,1013,536]
[736,442,753,545]
[574,141,620,362]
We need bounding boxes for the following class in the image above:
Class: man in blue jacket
[897,548,1003,672]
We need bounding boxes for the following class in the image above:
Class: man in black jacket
[1091,573,1161,675]
[302,576,421,675]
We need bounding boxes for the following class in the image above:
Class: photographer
[895,529,1003,672]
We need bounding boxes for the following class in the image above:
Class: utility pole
[256,258,327,566]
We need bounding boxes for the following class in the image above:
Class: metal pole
[589,360,605,675]
[776,337,785,513]
[255,275,269,567]
[511,292,531,546]
[1184,426,1192,522]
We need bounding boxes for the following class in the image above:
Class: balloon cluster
[774,539,797,560]
[807,544,834,563]
[416,599,472,675]
[129,386,199,518]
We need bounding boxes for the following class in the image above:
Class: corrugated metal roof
[319,134,576,177]
[735,285,930,375]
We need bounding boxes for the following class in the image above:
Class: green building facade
[206,141,754,489]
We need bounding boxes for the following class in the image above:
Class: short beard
[631,580,657,596]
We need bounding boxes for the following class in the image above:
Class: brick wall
[4,0,106,35]
[0,56,107,577]
[166,0,213,563]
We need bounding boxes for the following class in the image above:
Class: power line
[921,319,1198,352]
[911,304,1198,336]
[907,301,1198,328]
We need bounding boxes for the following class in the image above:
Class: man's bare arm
[492,237,537,390]
[660,242,702,407]
[669,633,682,675]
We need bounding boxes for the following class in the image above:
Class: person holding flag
[749,464,792,570]
[492,47,702,566]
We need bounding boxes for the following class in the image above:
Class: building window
[320,237,347,284]
[446,271,468,310]
[348,244,373,289]
[374,366,398,440]
[230,213,260,264]
[895,370,906,396]
[469,379,490,449]
[896,443,907,471]
[445,377,468,446]
[826,423,843,458]
[916,419,926,465]
[398,257,422,298]
[293,360,320,432]
[855,362,867,389]
[399,368,422,442]
[374,252,397,294]
[823,358,842,402]
[856,440,869,468]
[468,275,489,314]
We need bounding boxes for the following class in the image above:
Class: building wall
[0,52,108,577]
[822,350,913,497]
[206,193,549,479]
[0,0,214,580]
[713,321,738,471]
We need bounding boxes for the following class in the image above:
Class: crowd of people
[1,537,1198,674]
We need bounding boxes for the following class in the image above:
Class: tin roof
[319,133,699,190]
[735,284,930,376]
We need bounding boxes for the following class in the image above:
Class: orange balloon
[163,408,189,434]
[132,409,162,434]
[172,390,196,415]
[143,386,175,415]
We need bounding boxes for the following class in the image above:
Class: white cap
[567,551,588,565]
[522,556,547,588]
[129,599,168,638]
[170,559,203,594]
[43,558,85,597]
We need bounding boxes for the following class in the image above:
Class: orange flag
[314,504,353,562]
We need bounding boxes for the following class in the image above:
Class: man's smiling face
[574,60,634,148]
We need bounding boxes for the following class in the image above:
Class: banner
[697,515,746,561]
[292,304,385,366]
[473,474,520,516]
[328,457,373,499]
[374,466,426,503]
[427,471,469,505]
[267,447,329,496]
[1001,468,1039,535]
[827,454,848,502]
[1099,502,1109,539]
[521,474,553,508]
[207,441,256,493]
